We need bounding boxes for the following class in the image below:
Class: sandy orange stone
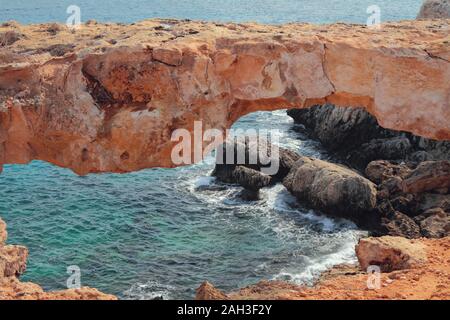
[0,19,449,175]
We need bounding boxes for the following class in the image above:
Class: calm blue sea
[0,1,422,299]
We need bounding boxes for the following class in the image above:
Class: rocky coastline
[1,0,450,300]
[0,217,115,299]
[208,103,449,300]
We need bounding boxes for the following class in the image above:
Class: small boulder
[365,160,413,184]
[382,211,421,239]
[0,30,22,47]
[356,236,427,272]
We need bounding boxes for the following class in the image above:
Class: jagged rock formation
[0,217,116,300]
[196,236,450,300]
[0,19,449,174]
[288,104,450,170]
[417,0,450,19]
[367,160,450,239]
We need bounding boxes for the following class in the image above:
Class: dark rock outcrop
[416,208,450,238]
[367,160,450,238]
[212,139,301,193]
[288,105,392,155]
[213,165,272,191]
[288,105,450,170]
[365,160,414,185]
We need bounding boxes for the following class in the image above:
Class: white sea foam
[194,176,216,188]
[122,280,175,300]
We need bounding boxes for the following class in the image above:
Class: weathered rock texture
[356,236,427,272]
[288,104,450,170]
[366,160,450,239]
[196,236,450,300]
[0,19,449,174]
[0,217,116,300]
[283,156,377,219]
[417,0,450,19]
[196,281,229,300]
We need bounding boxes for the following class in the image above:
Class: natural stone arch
[0,19,449,174]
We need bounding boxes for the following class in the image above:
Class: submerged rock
[213,165,272,191]
[356,236,427,272]
[283,156,377,220]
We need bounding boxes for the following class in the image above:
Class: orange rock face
[0,19,449,174]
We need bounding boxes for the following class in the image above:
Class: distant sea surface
[0,1,422,299]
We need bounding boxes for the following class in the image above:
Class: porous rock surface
[283,156,378,219]
[0,19,449,174]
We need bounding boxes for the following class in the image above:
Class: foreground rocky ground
[197,236,450,300]
[1,1,449,300]
[0,217,116,300]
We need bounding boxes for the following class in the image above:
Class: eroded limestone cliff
[0,19,449,174]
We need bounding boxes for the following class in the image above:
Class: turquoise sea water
[0,0,422,24]
[0,1,422,299]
